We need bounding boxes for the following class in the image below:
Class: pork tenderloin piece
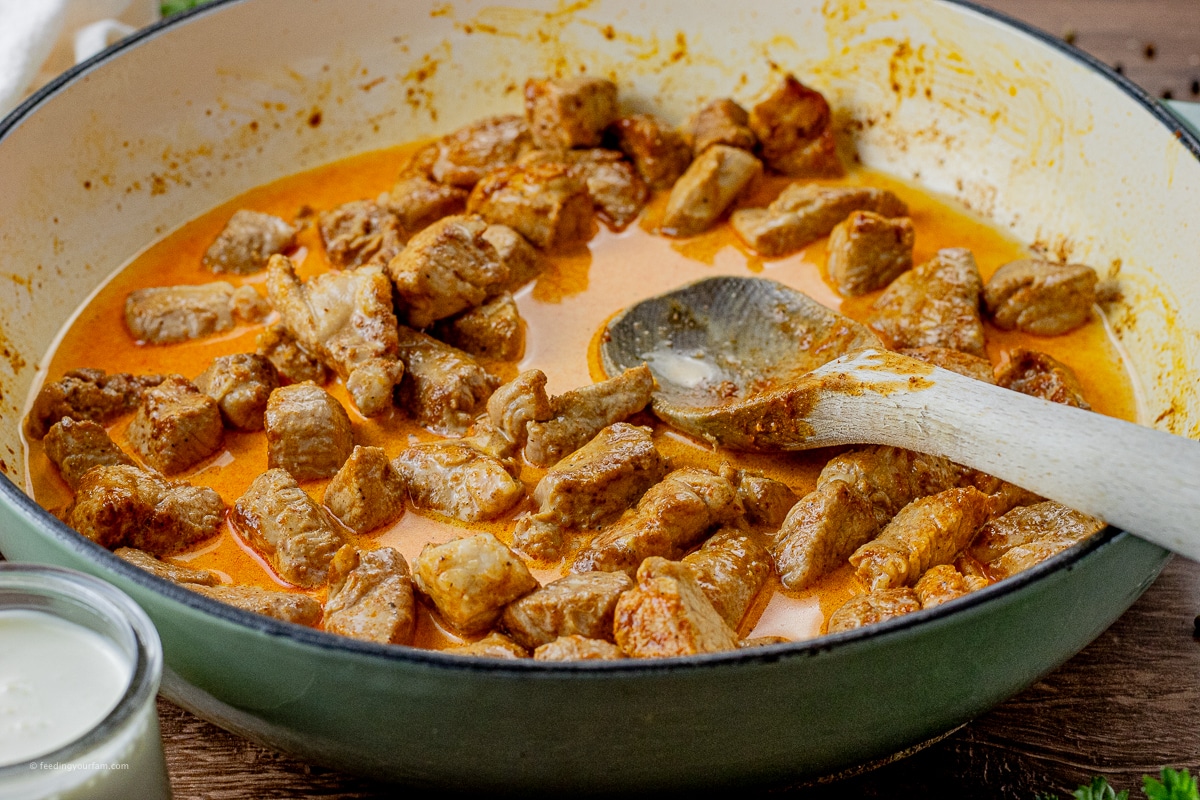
[193,353,280,432]
[681,528,773,630]
[683,98,757,157]
[731,184,907,258]
[431,291,524,362]
[126,375,224,474]
[66,464,224,556]
[486,369,554,447]
[114,547,220,586]
[748,73,843,178]
[523,149,648,231]
[43,418,135,491]
[264,382,355,480]
[994,348,1090,409]
[444,632,528,659]
[721,466,799,528]
[467,161,594,251]
[191,584,322,626]
[613,556,740,658]
[826,588,922,634]
[322,445,406,534]
[534,635,624,662]
[913,563,979,609]
[867,247,986,357]
[394,327,499,436]
[610,113,693,190]
[383,172,469,234]
[254,323,329,385]
[233,468,348,588]
[323,545,416,645]
[983,258,1100,335]
[501,570,633,650]
[202,209,297,274]
[969,500,1105,581]
[124,282,268,345]
[317,199,406,271]
[426,114,535,188]
[661,144,763,237]
[413,532,538,635]
[826,210,915,297]
[524,75,618,150]
[25,369,164,440]
[392,441,524,523]
[482,224,545,291]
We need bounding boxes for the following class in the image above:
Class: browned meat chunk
[501,571,633,650]
[850,486,996,591]
[267,255,404,416]
[468,162,594,251]
[722,466,799,528]
[826,211,915,296]
[190,584,322,626]
[684,98,756,156]
[984,258,1099,335]
[534,635,624,661]
[43,418,134,491]
[322,446,405,534]
[431,292,524,362]
[26,369,164,440]
[193,353,280,432]
[384,173,469,234]
[124,282,267,344]
[514,423,667,560]
[610,113,692,189]
[661,144,762,237]
[444,632,528,659]
[773,446,970,590]
[567,149,649,230]
[747,73,843,178]
[994,348,1090,409]
[731,184,907,258]
[681,528,772,630]
[427,114,535,188]
[899,346,996,384]
[482,224,545,291]
[264,382,355,480]
[318,200,406,270]
[393,441,524,523]
[323,545,416,645]
[486,369,554,446]
[969,500,1105,580]
[126,376,224,474]
[67,464,224,556]
[573,467,743,576]
[114,547,220,586]
[868,247,986,356]
[913,563,981,608]
[826,588,921,633]
[202,209,297,274]
[394,327,499,435]
[254,323,329,385]
[233,468,348,587]
[413,532,538,635]
[524,76,618,150]
[386,214,508,329]
[613,556,739,658]
[524,365,655,468]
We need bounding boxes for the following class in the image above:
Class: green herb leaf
[160,0,210,16]
[1071,776,1130,800]
[1143,768,1199,800]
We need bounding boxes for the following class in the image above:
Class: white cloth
[0,0,159,118]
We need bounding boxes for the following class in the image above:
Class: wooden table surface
[145,1,1196,796]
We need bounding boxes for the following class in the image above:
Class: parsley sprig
[1039,769,1198,800]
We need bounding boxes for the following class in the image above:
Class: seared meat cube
[486,369,553,446]
[722,466,798,528]
[534,635,624,661]
[850,486,996,591]
[913,563,977,609]
[969,500,1105,580]
[67,464,224,556]
[431,292,524,362]
[524,365,655,468]
[202,209,297,274]
[573,467,743,576]
[413,532,538,635]
[191,584,322,626]
[731,184,907,258]
[428,114,535,188]
[322,446,405,534]
[393,440,524,522]
[773,445,970,590]
[386,214,508,329]
[394,327,499,435]
[444,632,528,659]
[826,588,921,634]
[25,369,164,440]
[254,323,329,385]
[984,258,1099,335]
[124,282,267,344]
[826,210,915,296]
[264,382,355,480]
[899,346,996,384]
[318,199,406,270]
[482,224,545,291]
[267,255,404,416]
[384,173,469,234]
[514,423,667,560]
[193,353,280,432]
[114,547,220,586]
[868,247,986,356]
[323,545,416,645]
[233,468,347,588]
[564,149,649,231]
[681,528,772,630]
[661,144,763,237]
[43,418,134,491]
[613,556,739,658]
[126,375,224,474]
[501,571,633,649]
[610,113,692,189]
[747,73,843,177]
[684,98,756,156]
[467,162,594,251]
[524,75,618,150]
[994,347,1090,409]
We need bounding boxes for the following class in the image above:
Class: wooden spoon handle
[806,350,1200,561]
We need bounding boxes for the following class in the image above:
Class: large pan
[0,0,1195,793]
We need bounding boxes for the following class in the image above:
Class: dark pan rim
[0,0,1186,678]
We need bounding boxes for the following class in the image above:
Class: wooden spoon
[600,275,1200,562]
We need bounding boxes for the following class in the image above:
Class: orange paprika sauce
[24,142,1139,649]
